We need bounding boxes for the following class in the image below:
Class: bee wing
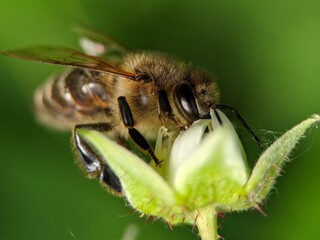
[2,45,136,80]
[74,25,128,58]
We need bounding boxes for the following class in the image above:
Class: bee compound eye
[174,84,199,118]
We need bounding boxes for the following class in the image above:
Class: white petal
[171,110,249,209]
[169,119,211,183]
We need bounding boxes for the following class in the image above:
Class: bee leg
[128,128,163,166]
[74,123,123,196]
[117,96,162,166]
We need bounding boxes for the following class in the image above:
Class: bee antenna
[215,104,264,150]
[213,108,223,125]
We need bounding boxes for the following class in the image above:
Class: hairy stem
[195,205,218,240]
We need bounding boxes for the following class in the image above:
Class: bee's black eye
[174,84,199,120]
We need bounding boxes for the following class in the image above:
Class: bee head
[159,68,220,127]
[127,52,219,127]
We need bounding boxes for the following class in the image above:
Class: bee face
[124,52,220,127]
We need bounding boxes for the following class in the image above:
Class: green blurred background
[0,0,319,239]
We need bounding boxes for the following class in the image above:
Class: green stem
[195,205,218,240]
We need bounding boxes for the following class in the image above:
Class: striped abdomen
[34,68,115,130]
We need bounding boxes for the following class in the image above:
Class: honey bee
[2,27,261,196]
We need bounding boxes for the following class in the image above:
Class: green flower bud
[76,113,320,240]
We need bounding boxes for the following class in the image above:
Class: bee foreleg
[73,123,123,196]
[117,96,162,166]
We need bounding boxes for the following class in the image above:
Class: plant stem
[195,205,218,240]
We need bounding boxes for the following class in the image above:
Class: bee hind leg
[117,96,162,166]
[73,123,123,196]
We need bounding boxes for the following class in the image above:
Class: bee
[2,27,261,196]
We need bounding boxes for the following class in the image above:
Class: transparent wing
[2,45,136,80]
[74,25,128,58]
